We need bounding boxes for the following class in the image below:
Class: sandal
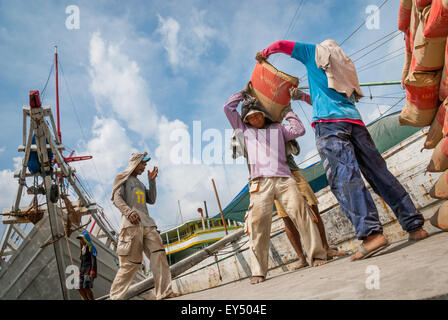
[350,241,389,261]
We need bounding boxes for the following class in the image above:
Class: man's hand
[255,51,267,62]
[89,270,96,279]
[240,81,252,99]
[289,87,304,100]
[128,211,141,225]
[148,166,158,180]
[281,104,293,119]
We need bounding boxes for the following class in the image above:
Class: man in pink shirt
[223,87,327,285]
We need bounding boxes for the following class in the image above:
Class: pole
[54,46,61,143]
[298,80,401,90]
[177,200,184,224]
[203,201,209,219]
[211,179,228,235]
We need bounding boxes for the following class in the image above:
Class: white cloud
[88,32,159,138]
[156,9,217,70]
[0,169,17,212]
[156,15,183,68]
[85,32,248,230]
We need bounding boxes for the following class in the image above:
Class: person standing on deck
[110,152,180,299]
[224,86,327,285]
[77,231,97,300]
[256,40,428,261]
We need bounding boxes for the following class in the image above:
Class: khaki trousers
[275,170,318,218]
[246,177,326,277]
[110,226,173,300]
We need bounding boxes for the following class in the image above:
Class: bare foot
[312,259,327,267]
[250,276,265,285]
[408,228,429,241]
[326,248,349,259]
[294,259,309,270]
[350,233,388,261]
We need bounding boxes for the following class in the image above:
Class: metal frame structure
[0,102,118,299]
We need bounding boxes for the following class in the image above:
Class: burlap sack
[249,60,299,122]
[399,0,413,31]
[412,6,446,72]
[443,98,448,135]
[430,170,448,198]
[402,52,413,87]
[409,0,421,50]
[429,200,448,231]
[416,0,433,9]
[424,0,448,38]
[400,70,442,126]
[427,136,448,171]
[440,41,448,100]
[424,99,447,148]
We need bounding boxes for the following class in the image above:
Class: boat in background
[161,217,243,265]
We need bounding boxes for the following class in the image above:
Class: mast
[54,46,62,143]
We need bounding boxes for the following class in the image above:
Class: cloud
[156,15,183,68]
[88,32,159,138]
[85,32,248,230]
[156,9,217,70]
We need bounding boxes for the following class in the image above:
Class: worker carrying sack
[249,60,299,123]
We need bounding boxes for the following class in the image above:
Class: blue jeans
[314,122,424,240]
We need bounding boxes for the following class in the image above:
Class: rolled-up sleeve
[146,178,157,204]
[281,111,306,141]
[223,92,246,131]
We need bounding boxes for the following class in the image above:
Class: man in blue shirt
[256,40,428,261]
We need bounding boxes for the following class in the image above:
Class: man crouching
[109,152,180,300]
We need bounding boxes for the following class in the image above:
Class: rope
[59,61,121,232]
[40,60,54,103]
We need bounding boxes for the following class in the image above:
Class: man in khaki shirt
[110,152,179,300]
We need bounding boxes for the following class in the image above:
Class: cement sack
[402,51,413,86]
[429,200,448,231]
[416,0,433,9]
[439,41,448,100]
[400,70,442,126]
[424,99,447,148]
[402,30,413,86]
[412,6,446,72]
[443,98,448,135]
[430,170,448,198]
[399,0,413,31]
[409,0,422,50]
[427,136,448,171]
[249,60,299,122]
[424,0,448,38]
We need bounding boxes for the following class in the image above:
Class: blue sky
[0,0,405,237]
